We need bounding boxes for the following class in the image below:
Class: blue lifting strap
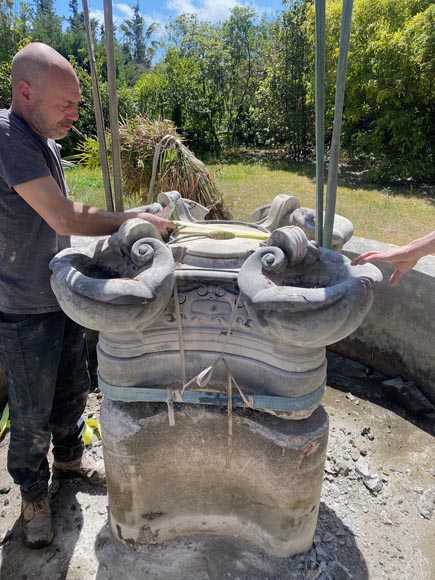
[98,375,325,413]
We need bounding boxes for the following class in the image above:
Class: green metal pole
[103,0,124,212]
[82,0,114,212]
[315,0,326,246]
[323,0,354,249]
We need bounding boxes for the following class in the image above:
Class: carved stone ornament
[49,219,175,332]
[238,225,383,347]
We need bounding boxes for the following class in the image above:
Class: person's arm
[351,231,435,285]
[14,175,174,238]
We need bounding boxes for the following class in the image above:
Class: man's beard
[32,100,69,140]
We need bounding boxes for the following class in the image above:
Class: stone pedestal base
[101,400,328,557]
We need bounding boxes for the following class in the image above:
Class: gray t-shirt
[0,110,70,313]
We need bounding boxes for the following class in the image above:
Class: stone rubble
[381,377,435,416]
[417,487,435,520]
[354,456,384,494]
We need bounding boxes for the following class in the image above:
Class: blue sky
[55,0,284,30]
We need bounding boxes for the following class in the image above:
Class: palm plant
[120,3,159,72]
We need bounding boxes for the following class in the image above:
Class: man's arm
[14,175,174,238]
[351,231,435,285]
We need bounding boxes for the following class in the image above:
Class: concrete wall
[330,237,435,405]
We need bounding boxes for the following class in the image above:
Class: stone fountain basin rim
[50,242,175,304]
[239,276,358,312]
[237,257,382,313]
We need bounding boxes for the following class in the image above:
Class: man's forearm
[60,201,173,238]
[14,176,172,237]
[62,202,133,236]
[407,231,435,260]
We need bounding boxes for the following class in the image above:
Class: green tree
[135,69,168,119]
[158,14,226,151]
[31,0,63,48]
[120,3,159,79]
[319,0,435,181]
[220,7,265,146]
[61,0,89,69]
[0,0,31,107]
[138,11,268,152]
[253,0,312,160]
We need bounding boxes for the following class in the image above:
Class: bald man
[0,43,173,549]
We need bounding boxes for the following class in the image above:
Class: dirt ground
[0,352,434,580]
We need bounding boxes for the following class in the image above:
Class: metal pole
[323,0,354,249]
[314,0,326,246]
[103,0,124,212]
[82,0,114,212]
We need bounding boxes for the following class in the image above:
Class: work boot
[20,497,54,549]
[53,453,106,486]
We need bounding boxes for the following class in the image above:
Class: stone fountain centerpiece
[50,193,382,557]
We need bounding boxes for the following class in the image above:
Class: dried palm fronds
[119,115,231,220]
[151,135,231,220]
[119,115,178,198]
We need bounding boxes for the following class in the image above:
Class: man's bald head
[11,43,78,94]
[10,43,81,139]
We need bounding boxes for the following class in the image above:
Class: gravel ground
[0,353,434,580]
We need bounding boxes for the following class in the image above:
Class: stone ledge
[330,236,435,405]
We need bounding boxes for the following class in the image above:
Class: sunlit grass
[65,166,146,210]
[207,162,435,246]
[67,162,435,246]
[65,166,107,208]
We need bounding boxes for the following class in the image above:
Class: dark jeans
[0,310,90,501]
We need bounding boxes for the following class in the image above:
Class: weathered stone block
[101,400,329,557]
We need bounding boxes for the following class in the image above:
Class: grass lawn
[66,159,435,246]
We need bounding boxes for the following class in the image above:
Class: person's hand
[351,249,419,285]
[137,212,175,241]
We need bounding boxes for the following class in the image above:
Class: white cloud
[89,4,134,28]
[88,5,167,41]
[141,12,167,30]
[114,2,135,18]
[87,0,281,32]
[89,0,279,35]
[164,0,281,22]
[166,0,244,22]
[89,8,105,26]
[88,0,280,41]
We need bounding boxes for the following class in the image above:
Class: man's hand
[351,248,420,285]
[351,231,435,285]
[136,212,175,241]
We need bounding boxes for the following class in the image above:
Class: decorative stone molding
[49,195,382,410]
[238,226,382,347]
[50,220,175,332]
[251,195,353,250]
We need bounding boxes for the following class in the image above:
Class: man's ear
[16,80,33,102]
